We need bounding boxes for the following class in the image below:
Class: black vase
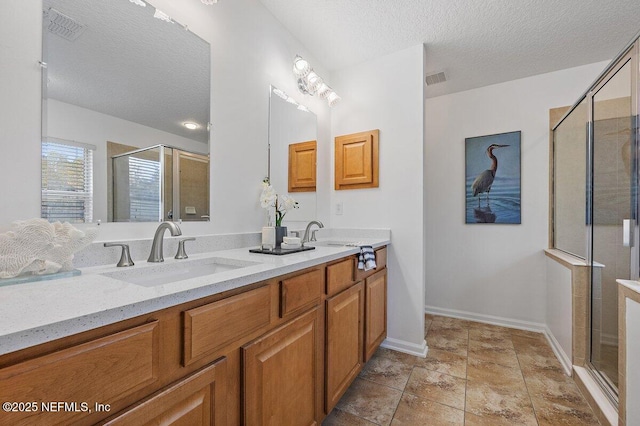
[275,226,287,248]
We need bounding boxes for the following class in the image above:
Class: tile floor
[323,314,601,426]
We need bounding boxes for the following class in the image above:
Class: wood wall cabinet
[0,249,388,426]
[335,129,379,190]
[288,140,317,192]
[325,282,364,412]
[243,308,323,426]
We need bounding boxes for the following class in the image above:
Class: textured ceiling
[43,0,210,144]
[257,0,640,97]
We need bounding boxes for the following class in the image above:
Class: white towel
[358,246,376,271]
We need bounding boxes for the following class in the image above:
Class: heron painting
[465,131,521,224]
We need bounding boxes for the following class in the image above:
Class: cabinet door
[243,308,321,426]
[364,269,387,362]
[325,282,364,412]
[104,357,227,426]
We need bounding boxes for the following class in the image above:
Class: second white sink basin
[308,240,362,247]
[102,257,259,287]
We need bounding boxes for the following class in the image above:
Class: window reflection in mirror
[41,0,211,223]
[268,86,318,228]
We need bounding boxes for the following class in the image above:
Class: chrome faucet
[148,221,182,262]
[302,220,324,245]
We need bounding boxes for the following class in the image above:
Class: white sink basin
[308,240,362,247]
[102,257,259,287]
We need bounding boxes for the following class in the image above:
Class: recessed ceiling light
[184,122,198,130]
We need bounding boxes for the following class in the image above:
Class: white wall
[330,45,426,355]
[545,258,572,373]
[424,61,608,326]
[0,0,331,240]
[0,1,42,224]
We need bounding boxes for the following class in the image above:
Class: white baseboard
[544,326,572,376]
[424,305,546,333]
[424,305,574,375]
[380,337,428,358]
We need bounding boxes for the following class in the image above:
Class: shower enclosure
[553,35,639,403]
[112,144,210,222]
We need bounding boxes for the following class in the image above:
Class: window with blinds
[41,140,94,223]
[127,156,161,222]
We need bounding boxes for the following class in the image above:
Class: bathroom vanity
[0,241,388,425]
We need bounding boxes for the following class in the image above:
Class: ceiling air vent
[44,8,86,42]
[425,71,447,86]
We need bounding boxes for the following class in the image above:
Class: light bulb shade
[317,83,331,99]
[305,72,322,94]
[293,55,310,78]
[327,91,341,107]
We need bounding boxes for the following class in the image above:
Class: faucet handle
[290,231,300,237]
[311,230,318,242]
[104,243,135,267]
[175,237,196,259]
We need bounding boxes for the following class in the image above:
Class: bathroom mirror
[268,86,318,226]
[41,0,210,223]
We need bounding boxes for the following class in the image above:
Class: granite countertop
[0,237,389,355]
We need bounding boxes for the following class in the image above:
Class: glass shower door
[589,56,634,397]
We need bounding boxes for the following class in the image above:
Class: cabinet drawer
[104,357,227,426]
[326,258,355,296]
[183,285,272,366]
[354,246,387,281]
[280,268,323,318]
[0,321,159,426]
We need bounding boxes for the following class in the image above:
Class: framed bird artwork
[465,131,521,224]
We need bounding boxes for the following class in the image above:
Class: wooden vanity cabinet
[0,248,388,426]
[364,269,387,362]
[101,357,227,426]
[0,321,160,426]
[243,307,323,426]
[325,281,364,412]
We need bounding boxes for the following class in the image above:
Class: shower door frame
[585,40,639,404]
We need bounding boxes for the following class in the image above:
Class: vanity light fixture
[183,122,199,130]
[293,55,340,107]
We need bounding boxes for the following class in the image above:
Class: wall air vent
[44,8,86,42]
[425,71,447,86]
